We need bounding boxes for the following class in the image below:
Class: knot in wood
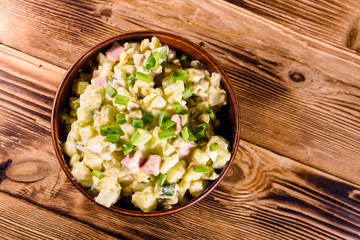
[289,71,305,82]
[6,160,52,183]
[100,8,112,18]
[0,159,12,184]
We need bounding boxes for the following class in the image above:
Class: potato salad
[61,37,231,211]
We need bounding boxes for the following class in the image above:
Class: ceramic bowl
[51,30,241,216]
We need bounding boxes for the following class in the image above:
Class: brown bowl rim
[51,30,241,217]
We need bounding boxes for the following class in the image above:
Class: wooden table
[1,0,360,239]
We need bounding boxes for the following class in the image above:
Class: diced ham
[120,154,132,171]
[171,114,182,134]
[121,151,146,174]
[133,150,146,164]
[178,142,196,160]
[140,155,161,175]
[106,42,124,61]
[91,76,107,86]
[92,67,100,79]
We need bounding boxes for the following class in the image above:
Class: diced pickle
[159,183,177,198]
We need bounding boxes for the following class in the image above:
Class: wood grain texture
[1,0,360,184]
[0,192,117,240]
[224,0,360,53]
[0,45,359,239]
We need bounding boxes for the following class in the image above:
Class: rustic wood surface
[1,0,360,239]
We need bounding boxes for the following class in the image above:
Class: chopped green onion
[131,118,144,128]
[178,111,188,115]
[136,72,151,83]
[179,54,187,65]
[142,112,154,124]
[153,46,168,65]
[205,108,216,121]
[130,131,141,143]
[160,119,176,131]
[74,102,80,111]
[158,130,177,140]
[194,123,208,140]
[194,131,205,140]
[114,94,129,105]
[181,126,189,142]
[122,141,134,155]
[142,47,168,71]
[105,133,121,143]
[156,173,168,185]
[155,46,168,63]
[194,166,210,173]
[115,113,126,124]
[209,142,219,152]
[172,102,182,113]
[182,88,193,99]
[92,170,105,179]
[172,69,189,83]
[197,123,208,132]
[143,54,156,71]
[100,125,108,136]
[125,73,136,87]
[188,131,197,141]
[181,126,196,142]
[158,111,170,126]
[106,86,117,98]
[107,124,123,134]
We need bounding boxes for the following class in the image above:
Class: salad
[61,37,231,211]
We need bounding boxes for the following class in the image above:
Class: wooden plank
[0,46,359,239]
[0,192,117,240]
[0,44,64,131]
[1,0,360,184]
[223,0,360,53]
[1,0,360,66]
[1,139,360,239]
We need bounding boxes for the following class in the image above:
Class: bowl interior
[52,31,240,216]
